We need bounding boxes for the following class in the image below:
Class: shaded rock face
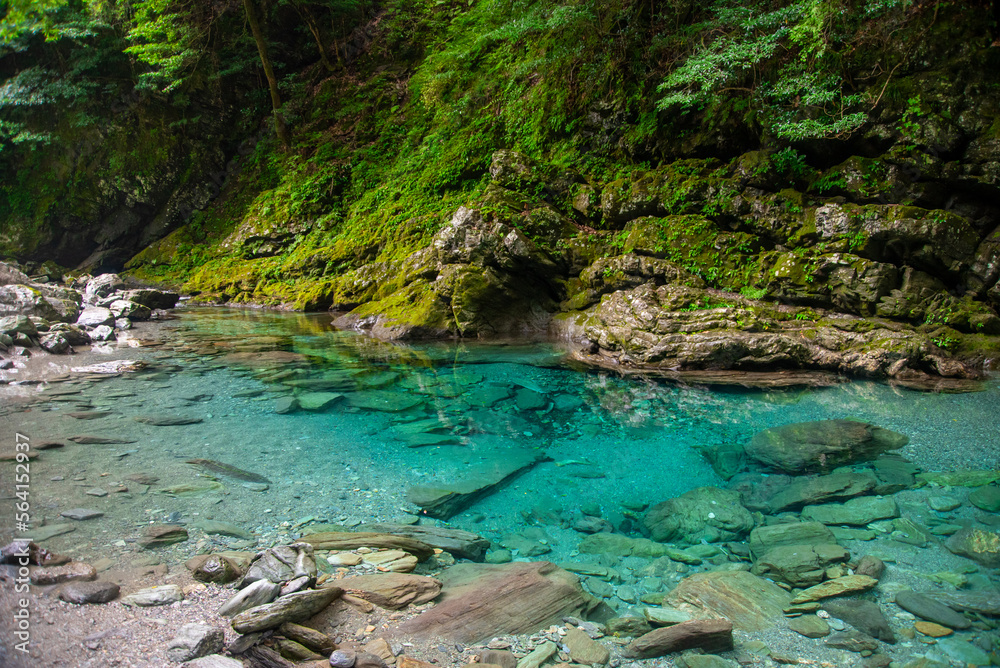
[746,420,908,474]
[333,207,565,339]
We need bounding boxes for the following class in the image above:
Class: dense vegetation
[2,0,999,336]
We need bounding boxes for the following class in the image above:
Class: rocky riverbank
[2,413,998,668]
[0,262,180,383]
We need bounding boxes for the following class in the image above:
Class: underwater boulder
[746,420,908,474]
[643,487,753,545]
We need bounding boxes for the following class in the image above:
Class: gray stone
[330,648,358,668]
[195,520,252,540]
[122,585,184,606]
[242,543,316,587]
[824,630,879,653]
[181,656,244,668]
[0,314,36,336]
[275,396,299,414]
[767,472,877,512]
[218,579,281,617]
[563,626,610,665]
[167,623,224,663]
[83,274,124,304]
[801,496,900,526]
[39,331,70,353]
[25,523,76,542]
[822,599,895,643]
[58,580,120,604]
[88,324,115,341]
[643,487,753,544]
[77,307,115,327]
[108,299,151,321]
[894,591,971,629]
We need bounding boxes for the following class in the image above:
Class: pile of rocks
[0,261,177,364]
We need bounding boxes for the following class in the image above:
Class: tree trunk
[243,0,290,148]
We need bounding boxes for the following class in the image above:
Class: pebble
[84,488,108,497]
[60,508,104,520]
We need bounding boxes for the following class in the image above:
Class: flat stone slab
[68,435,138,444]
[337,573,442,609]
[790,575,878,604]
[60,508,104,521]
[895,591,971,629]
[300,532,435,561]
[297,392,344,411]
[395,561,595,643]
[666,570,792,632]
[801,496,900,526]
[358,524,491,561]
[134,414,203,426]
[23,523,76,542]
[407,449,547,519]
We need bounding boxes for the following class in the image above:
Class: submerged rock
[747,420,908,473]
[665,570,791,632]
[623,619,734,659]
[643,487,753,544]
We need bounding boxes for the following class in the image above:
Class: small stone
[122,584,184,607]
[894,591,971,630]
[914,621,953,637]
[60,508,104,521]
[788,615,830,639]
[166,623,224,663]
[969,485,1000,512]
[139,524,188,549]
[928,496,961,512]
[58,580,120,604]
[330,648,358,668]
[29,561,96,585]
[84,488,108,497]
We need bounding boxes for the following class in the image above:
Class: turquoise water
[3,307,1000,567]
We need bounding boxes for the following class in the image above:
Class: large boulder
[0,284,63,320]
[119,288,180,310]
[746,420,908,474]
[643,487,753,544]
[76,307,115,328]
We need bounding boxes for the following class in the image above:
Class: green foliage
[655,0,887,140]
[771,147,810,180]
[740,286,767,299]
